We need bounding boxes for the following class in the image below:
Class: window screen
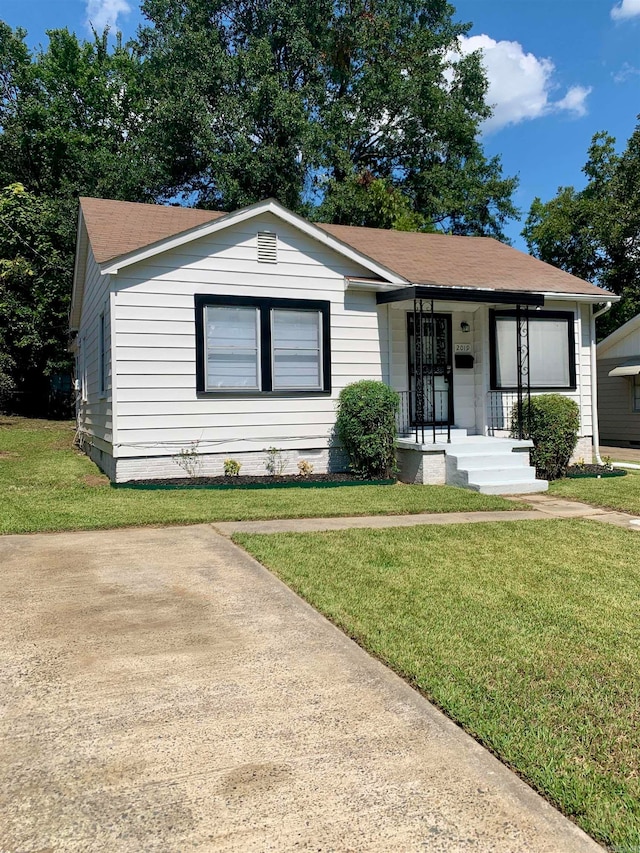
[493,312,574,390]
[271,309,322,390]
[205,305,260,389]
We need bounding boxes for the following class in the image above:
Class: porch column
[515,304,531,440]
[413,298,425,443]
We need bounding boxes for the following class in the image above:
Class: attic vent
[257,231,278,263]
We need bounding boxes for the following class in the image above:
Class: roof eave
[375,285,616,306]
[538,290,619,304]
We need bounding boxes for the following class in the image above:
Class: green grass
[236,520,640,851]
[550,469,640,516]
[0,417,518,534]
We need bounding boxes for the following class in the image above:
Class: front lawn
[550,468,640,515]
[0,417,517,534]
[236,520,640,851]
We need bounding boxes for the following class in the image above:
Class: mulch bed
[565,464,626,479]
[119,473,396,489]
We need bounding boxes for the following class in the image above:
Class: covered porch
[377,285,549,494]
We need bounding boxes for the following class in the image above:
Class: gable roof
[597,313,640,356]
[76,196,613,304]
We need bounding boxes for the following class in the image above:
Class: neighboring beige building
[597,315,640,447]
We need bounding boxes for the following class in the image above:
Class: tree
[0,183,72,414]
[0,24,159,414]
[0,24,154,201]
[524,121,640,338]
[137,0,518,235]
[138,0,329,210]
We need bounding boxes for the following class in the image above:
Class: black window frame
[195,294,331,395]
[489,309,576,392]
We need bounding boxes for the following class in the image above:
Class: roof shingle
[80,197,225,265]
[79,196,609,298]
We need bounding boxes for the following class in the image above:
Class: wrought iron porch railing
[396,389,451,444]
[487,391,518,435]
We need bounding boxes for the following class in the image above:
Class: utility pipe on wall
[590,301,612,465]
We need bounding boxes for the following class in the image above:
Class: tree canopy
[138,0,518,235]
[524,120,640,338]
[0,2,521,414]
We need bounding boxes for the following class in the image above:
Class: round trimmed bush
[511,394,580,481]
[336,381,399,479]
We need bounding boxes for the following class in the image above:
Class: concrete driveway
[0,525,601,852]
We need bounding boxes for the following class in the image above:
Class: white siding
[111,212,385,465]
[76,245,113,457]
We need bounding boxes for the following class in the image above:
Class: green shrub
[511,394,580,481]
[336,381,399,479]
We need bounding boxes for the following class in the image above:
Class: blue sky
[2,0,640,248]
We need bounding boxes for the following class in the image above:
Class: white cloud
[613,62,640,82]
[554,85,591,117]
[85,0,131,32]
[611,0,640,20]
[451,35,592,132]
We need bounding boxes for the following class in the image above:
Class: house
[70,197,615,493]
[597,314,640,447]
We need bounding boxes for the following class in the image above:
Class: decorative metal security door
[407,311,453,429]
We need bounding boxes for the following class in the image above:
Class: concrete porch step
[467,479,549,495]
[396,431,548,494]
[446,451,531,468]
[457,466,538,485]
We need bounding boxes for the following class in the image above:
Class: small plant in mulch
[297,459,314,477]
[172,440,203,479]
[223,458,242,477]
[265,447,286,476]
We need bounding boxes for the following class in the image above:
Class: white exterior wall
[110,212,386,480]
[76,245,113,456]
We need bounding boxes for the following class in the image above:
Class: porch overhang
[376,285,545,307]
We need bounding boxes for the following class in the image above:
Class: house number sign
[454,343,472,353]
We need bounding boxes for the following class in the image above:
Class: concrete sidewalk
[213,494,640,536]
[0,525,601,852]
[213,508,543,535]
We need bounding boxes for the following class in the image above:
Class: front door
[407,313,453,425]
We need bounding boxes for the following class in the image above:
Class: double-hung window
[490,309,576,391]
[195,295,330,394]
[633,375,640,413]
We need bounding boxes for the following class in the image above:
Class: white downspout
[590,301,612,465]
